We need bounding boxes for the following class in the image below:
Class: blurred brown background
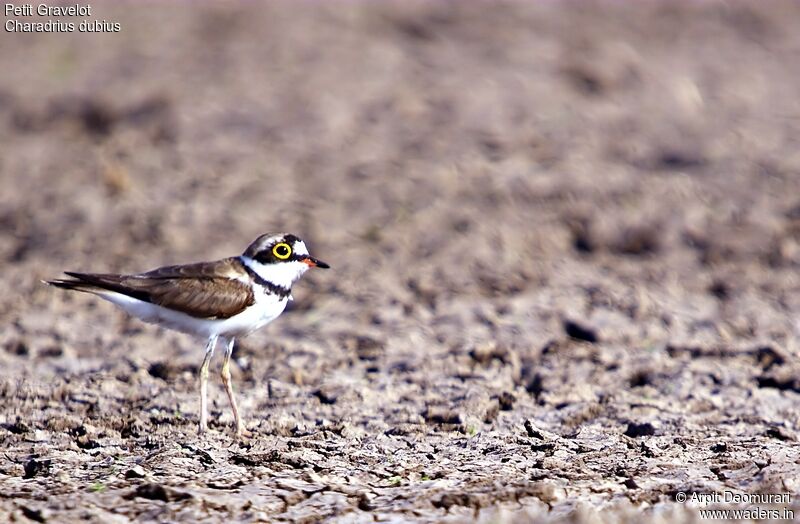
[2,1,800,522]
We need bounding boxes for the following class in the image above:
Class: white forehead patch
[293,240,309,256]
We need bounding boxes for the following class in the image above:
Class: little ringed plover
[46,232,329,437]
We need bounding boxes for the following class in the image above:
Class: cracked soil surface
[1,1,800,522]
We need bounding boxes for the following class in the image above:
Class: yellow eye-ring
[272,242,292,260]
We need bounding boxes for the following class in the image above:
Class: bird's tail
[43,272,107,294]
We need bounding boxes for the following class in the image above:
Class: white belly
[98,288,288,339]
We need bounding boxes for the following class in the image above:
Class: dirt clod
[23,458,51,479]
[624,422,657,438]
[563,319,599,343]
[129,483,193,502]
[125,466,147,479]
[20,506,49,523]
[498,391,515,411]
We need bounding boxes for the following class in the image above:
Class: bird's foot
[234,426,253,439]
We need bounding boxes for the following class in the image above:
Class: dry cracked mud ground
[1,1,800,522]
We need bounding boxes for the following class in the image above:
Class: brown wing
[54,257,255,319]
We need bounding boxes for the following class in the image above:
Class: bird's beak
[300,255,330,269]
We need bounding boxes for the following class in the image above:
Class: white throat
[240,256,308,289]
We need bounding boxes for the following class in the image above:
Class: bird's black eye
[272,243,292,260]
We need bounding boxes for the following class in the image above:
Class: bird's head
[242,232,329,289]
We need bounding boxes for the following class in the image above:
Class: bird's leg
[221,337,250,437]
[198,334,218,435]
